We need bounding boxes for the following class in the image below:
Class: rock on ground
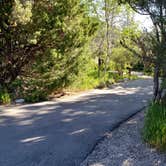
[81,111,166,166]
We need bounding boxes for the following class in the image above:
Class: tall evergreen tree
[0,0,98,90]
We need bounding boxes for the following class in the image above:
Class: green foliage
[10,76,48,103]
[119,0,166,103]
[111,47,138,75]
[0,0,142,104]
[143,103,166,151]
[66,56,99,91]
[128,74,138,80]
[68,73,99,91]
[0,89,11,105]
[24,89,47,103]
[133,62,144,71]
[0,0,100,103]
[0,0,99,87]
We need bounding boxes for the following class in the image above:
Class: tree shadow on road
[0,80,153,166]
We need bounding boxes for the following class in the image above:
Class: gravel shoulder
[81,110,166,166]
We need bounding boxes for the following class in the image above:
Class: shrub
[96,81,106,89]
[0,89,11,105]
[10,78,24,99]
[143,103,166,151]
[128,75,138,80]
[106,78,115,86]
[24,89,47,103]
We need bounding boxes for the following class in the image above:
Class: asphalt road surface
[0,78,153,166]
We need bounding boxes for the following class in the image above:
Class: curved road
[0,79,153,166]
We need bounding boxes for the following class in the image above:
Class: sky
[134,13,153,31]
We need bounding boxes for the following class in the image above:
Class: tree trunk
[98,57,101,78]
[104,0,109,83]
[161,71,166,105]
[153,64,160,102]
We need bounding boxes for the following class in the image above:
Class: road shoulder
[81,110,166,166]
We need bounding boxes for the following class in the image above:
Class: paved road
[0,79,153,166]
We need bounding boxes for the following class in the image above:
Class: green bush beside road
[143,103,166,151]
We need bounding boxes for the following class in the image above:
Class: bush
[96,81,106,89]
[128,74,138,80]
[24,89,47,103]
[10,78,24,99]
[0,89,11,105]
[143,103,166,151]
[106,78,115,86]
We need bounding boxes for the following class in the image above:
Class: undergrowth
[143,103,166,151]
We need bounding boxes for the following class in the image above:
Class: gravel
[81,111,166,166]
